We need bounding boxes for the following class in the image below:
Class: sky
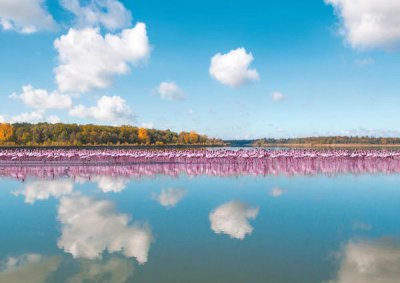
[1,0,400,139]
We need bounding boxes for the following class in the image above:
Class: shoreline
[257,143,400,148]
[0,144,226,150]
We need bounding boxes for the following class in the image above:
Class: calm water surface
[0,163,400,282]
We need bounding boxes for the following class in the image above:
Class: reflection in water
[3,156,400,183]
[327,237,400,283]
[0,254,61,283]
[0,254,135,283]
[152,188,187,208]
[269,187,287,197]
[67,257,134,283]
[12,179,74,204]
[209,200,259,240]
[92,176,130,193]
[57,196,153,264]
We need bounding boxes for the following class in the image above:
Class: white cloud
[209,200,259,240]
[209,47,259,88]
[60,0,131,31]
[69,96,133,122]
[0,18,12,30]
[10,110,60,124]
[12,179,74,204]
[57,196,153,264]
[0,0,57,33]
[54,23,151,93]
[271,92,285,101]
[355,58,375,66]
[141,122,153,129]
[11,110,45,123]
[325,0,400,50]
[46,115,61,124]
[269,187,287,197]
[92,176,130,193]
[157,82,186,100]
[10,85,72,109]
[0,115,5,123]
[327,238,400,283]
[152,188,187,208]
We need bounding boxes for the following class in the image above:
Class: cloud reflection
[12,179,74,203]
[0,254,135,282]
[152,188,187,208]
[92,176,130,193]
[57,196,153,264]
[327,237,400,283]
[269,187,287,197]
[0,254,61,283]
[209,200,259,239]
[68,257,135,282]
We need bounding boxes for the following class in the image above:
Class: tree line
[253,136,400,146]
[0,123,223,146]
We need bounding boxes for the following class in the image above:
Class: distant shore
[258,143,400,148]
[0,144,226,150]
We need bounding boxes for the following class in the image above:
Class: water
[1,163,400,282]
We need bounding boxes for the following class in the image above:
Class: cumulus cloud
[47,115,61,124]
[327,237,400,283]
[325,0,400,50]
[157,82,186,100]
[209,47,259,88]
[92,176,130,193]
[12,179,74,204]
[141,122,153,129]
[60,0,131,30]
[54,23,151,93]
[10,110,60,124]
[0,254,61,283]
[57,196,153,264]
[269,187,287,197]
[152,188,187,208]
[0,115,5,123]
[271,92,285,101]
[0,0,57,33]
[209,200,259,240]
[10,85,72,109]
[69,96,133,122]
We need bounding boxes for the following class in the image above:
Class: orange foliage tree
[0,123,13,143]
[138,128,150,144]
[189,131,199,143]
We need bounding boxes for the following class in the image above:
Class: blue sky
[1,0,400,139]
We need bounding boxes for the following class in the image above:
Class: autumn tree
[0,123,13,143]
[189,131,199,143]
[138,128,150,144]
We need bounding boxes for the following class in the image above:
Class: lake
[0,156,400,282]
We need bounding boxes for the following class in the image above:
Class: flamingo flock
[2,154,400,181]
[1,148,400,165]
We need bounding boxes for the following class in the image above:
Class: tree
[138,128,150,144]
[0,123,13,143]
[189,131,199,143]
